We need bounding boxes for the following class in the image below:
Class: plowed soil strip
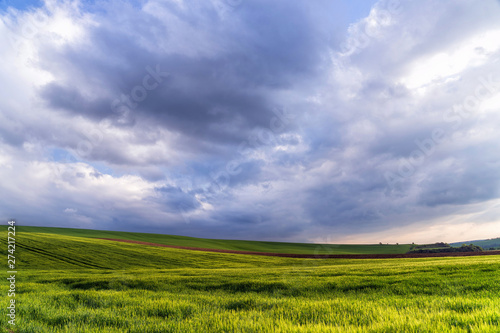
[98,238,500,259]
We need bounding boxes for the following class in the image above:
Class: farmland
[1,228,500,332]
[15,226,412,255]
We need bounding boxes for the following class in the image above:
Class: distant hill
[450,237,500,250]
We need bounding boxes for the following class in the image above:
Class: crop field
[16,226,412,255]
[1,228,500,332]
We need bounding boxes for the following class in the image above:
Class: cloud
[0,0,500,243]
[32,0,334,155]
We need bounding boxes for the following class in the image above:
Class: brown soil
[98,238,500,259]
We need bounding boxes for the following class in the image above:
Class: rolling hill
[451,237,500,250]
[2,226,500,332]
[12,226,412,255]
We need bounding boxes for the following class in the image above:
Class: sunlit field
[1,229,500,332]
[15,226,412,255]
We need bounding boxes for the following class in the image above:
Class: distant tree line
[408,243,483,254]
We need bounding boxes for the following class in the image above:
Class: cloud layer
[1,0,500,243]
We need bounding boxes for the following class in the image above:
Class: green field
[1,227,500,332]
[14,226,412,254]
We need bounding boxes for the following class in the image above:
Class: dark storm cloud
[304,169,388,228]
[153,185,200,213]
[40,84,112,120]
[209,210,262,225]
[417,148,500,207]
[36,0,334,159]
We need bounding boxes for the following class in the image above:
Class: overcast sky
[1,0,499,244]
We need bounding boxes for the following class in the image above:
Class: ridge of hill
[6,225,412,254]
[450,237,500,250]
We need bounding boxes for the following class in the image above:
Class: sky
[1,0,500,244]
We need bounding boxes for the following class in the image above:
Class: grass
[13,226,412,254]
[1,228,500,332]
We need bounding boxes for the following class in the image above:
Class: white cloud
[1,0,500,242]
[401,29,500,91]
